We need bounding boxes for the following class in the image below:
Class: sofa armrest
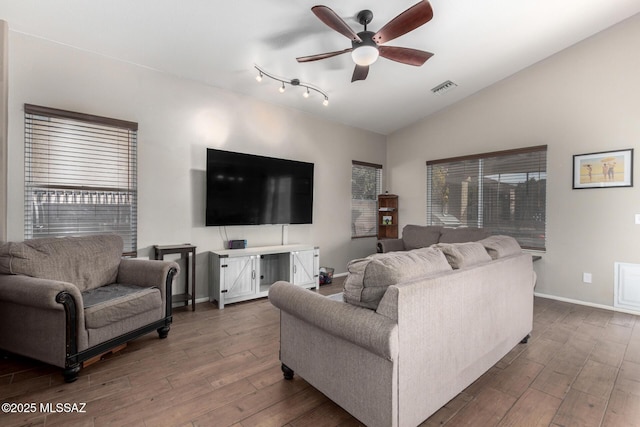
[377,238,404,253]
[269,281,398,360]
[0,274,83,310]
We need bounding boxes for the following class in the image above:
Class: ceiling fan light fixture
[303,88,310,98]
[323,97,329,107]
[279,82,286,93]
[256,71,263,82]
[351,45,379,66]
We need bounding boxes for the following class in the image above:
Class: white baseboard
[534,292,640,316]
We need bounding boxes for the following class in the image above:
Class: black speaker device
[228,239,247,249]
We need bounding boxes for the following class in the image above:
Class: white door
[291,250,317,287]
[221,255,256,299]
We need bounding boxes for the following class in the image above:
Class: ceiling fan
[297,1,435,82]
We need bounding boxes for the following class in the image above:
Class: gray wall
[5,31,386,299]
[387,13,640,309]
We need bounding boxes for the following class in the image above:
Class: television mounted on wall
[205,148,314,226]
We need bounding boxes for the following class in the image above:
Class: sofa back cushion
[479,235,522,259]
[343,247,452,309]
[438,227,491,243]
[401,225,443,250]
[436,242,492,269]
[0,234,123,292]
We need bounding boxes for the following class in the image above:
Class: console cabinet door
[291,249,319,287]
[221,255,257,299]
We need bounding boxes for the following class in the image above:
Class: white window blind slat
[426,146,547,250]
[24,104,138,254]
[351,161,383,238]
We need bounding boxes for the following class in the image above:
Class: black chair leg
[281,363,294,380]
[63,364,81,383]
[157,326,170,339]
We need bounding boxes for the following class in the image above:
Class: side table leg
[191,249,196,311]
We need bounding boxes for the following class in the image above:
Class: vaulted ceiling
[1,0,639,135]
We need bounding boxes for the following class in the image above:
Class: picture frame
[572,148,633,189]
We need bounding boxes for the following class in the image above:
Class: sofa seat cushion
[344,247,452,309]
[0,234,123,292]
[436,242,492,269]
[401,225,443,250]
[438,227,490,243]
[479,235,522,259]
[83,284,162,329]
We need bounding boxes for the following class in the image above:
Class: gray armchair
[0,234,179,382]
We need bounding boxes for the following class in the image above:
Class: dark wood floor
[1,277,639,427]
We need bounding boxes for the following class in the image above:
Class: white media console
[209,244,320,309]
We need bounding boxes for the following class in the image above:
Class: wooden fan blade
[351,65,369,82]
[312,5,362,42]
[373,1,433,45]
[297,48,352,63]
[379,46,433,66]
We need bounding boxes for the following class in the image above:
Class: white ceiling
[1,0,639,135]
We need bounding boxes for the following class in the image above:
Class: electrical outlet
[583,272,592,283]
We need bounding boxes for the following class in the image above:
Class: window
[24,104,138,254]
[426,145,547,250]
[351,161,382,238]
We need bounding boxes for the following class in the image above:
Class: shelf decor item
[572,149,633,189]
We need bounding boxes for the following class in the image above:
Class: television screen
[206,149,314,226]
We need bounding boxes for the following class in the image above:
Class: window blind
[24,104,138,255]
[351,160,382,238]
[426,145,547,250]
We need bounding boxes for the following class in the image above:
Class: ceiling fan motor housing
[351,31,379,66]
[352,31,378,50]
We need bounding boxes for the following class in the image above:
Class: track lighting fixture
[254,65,329,106]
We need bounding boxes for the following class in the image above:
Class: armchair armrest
[0,274,88,366]
[117,259,180,288]
[117,259,179,317]
[377,238,404,253]
[269,281,398,360]
[0,274,83,310]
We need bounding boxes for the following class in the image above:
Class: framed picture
[572,149,633,189]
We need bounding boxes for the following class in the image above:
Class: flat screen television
[206,148,314,226]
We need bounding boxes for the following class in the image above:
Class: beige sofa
[0,234,179,382]
[269,236,535,427]
[377,224,490,253]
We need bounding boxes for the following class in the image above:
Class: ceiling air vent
[431,80,457,96]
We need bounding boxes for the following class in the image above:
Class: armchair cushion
[83,285,162,329]
[0,234,122,292]
[438,227,491,243]
[401,225,442,250]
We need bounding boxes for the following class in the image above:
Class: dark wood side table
[154,244,196,311]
